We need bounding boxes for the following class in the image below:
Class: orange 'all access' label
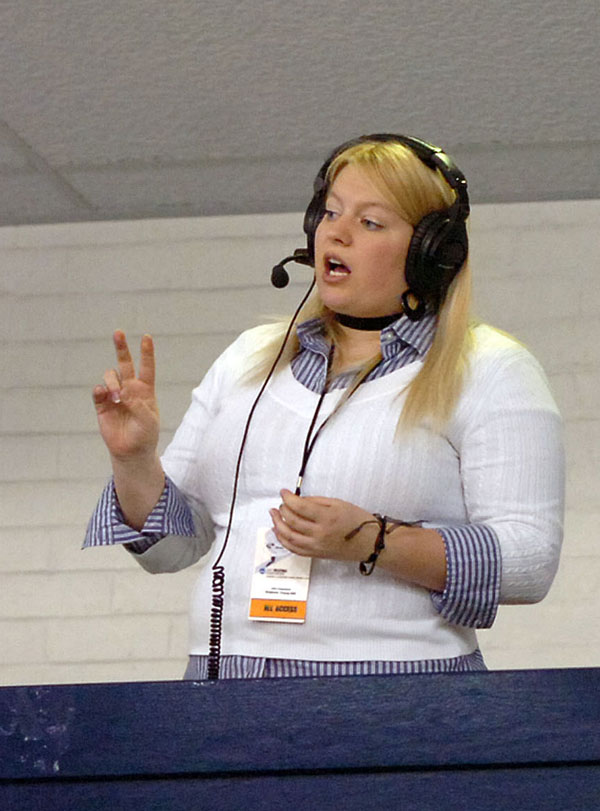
[249,599,307,621]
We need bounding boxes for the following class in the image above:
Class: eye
[323,208,339,221]
[362,217,383,230]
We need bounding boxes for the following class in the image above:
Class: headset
[272,133,470,321]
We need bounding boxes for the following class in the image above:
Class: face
[314,164,413,318]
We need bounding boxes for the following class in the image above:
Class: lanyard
[295,345,382,495]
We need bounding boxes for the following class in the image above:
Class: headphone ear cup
[405,213,467,299]
[303,197,322,266]
[303,176,327,266]
[405,212,447,291]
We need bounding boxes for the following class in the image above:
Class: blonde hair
[246,139,474,430]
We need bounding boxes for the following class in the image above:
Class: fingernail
[111,391,121,404]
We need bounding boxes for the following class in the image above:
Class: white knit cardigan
[134,322,564,663]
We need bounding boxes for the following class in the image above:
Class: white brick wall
[1,202,598,685]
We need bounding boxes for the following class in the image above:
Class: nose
[322,213,352,245]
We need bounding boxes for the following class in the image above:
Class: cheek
[313,221,327,254]
[375,243,409,288]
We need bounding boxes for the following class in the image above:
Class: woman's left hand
[269,489,375,561]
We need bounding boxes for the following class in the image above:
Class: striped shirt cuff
[430,524,501,628]
[83,475,196,554]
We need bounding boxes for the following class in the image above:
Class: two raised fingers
[114,330,155,386]
[93,330,155,406]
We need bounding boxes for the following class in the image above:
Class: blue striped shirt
[84,314,501,676]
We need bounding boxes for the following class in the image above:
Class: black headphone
[272,133,470,321]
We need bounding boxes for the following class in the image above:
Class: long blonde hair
[246,139,474,429]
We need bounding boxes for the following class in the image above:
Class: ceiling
[0,0,597,227]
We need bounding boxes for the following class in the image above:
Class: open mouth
[326,257,350,276]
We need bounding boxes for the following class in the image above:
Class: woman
[85,134,564,679]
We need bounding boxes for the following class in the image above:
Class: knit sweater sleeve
[443,329,564,609]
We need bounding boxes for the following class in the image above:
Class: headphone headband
[312,133,469,220]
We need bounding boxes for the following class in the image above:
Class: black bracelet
[359,513,387,576]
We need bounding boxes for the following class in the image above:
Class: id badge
[249,527,312,622]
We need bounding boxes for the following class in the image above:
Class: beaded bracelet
[359,513,387,576]
[345,514,424,577]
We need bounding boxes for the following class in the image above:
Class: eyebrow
[326,190,394,213]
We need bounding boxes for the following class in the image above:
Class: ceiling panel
[0,0,597,225]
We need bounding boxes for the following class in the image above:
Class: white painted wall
[1,201,598,685]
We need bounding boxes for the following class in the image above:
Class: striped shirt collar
[296,313,437,360]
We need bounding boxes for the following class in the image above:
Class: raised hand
[92,330,160,463]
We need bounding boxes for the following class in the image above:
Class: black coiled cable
[206,278,315,680]
[207,566,225,680]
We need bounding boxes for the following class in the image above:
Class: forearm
[111,452,165,530]
[366,523,447,592]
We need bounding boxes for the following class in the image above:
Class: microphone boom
[270,249,312,288]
